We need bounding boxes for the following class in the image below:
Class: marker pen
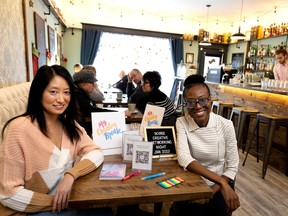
[141,172,166,180]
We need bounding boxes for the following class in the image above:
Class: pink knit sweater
[0,117,104,215]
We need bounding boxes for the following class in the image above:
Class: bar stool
[229,107,259,152]
[243,113,288,179]
[212,101,234,119]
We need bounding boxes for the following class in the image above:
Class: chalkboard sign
[144,126,177,158]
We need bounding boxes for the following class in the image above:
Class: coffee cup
[128,103,136,112]
[116,92,123,101]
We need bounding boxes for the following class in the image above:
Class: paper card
[122,130,140,156]
[132,141,153,171]
[91,112,126,155]
[123,134,143,162]
[140,104,165,136]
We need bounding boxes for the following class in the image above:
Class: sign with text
[144,126,177,158]
[91,112,126,155]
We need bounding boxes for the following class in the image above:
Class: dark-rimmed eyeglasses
[184,97,210,108]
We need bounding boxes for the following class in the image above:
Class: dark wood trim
[81,23,182,39]
[23,0,29,81]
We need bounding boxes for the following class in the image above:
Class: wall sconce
[236,43,241,49]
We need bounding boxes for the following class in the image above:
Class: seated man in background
[74,69,130,136]
[141,71,177,126]
[81,65,104,103]
[113,70,128,93]
[126,68,148,113]
[73,63,83,73]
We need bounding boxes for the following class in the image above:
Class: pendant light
[199,4,212,46]
[232,0,246,40]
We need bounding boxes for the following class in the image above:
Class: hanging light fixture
[199,4,212,46]
[232,0,246,40]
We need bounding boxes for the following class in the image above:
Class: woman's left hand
[125,110,131,117]
[220,180,240,214]
[52,174,75,212]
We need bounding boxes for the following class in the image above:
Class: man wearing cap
[81,65,104,102]
[74,69,122,136]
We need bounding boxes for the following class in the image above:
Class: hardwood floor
[140,152,288,216]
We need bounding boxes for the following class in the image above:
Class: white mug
[128,103,136,112]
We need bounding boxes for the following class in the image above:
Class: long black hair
[2,65,82,143]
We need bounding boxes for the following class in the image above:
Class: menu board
[144,126,177,158]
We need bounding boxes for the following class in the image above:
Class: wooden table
[100,93,128,107]
[69,155,213,209]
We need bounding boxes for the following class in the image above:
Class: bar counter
[206,82,288,174]
[207,82,288,117]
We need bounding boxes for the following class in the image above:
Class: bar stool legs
[243,113,288,179]
[230,107,259,152]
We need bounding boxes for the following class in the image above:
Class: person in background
[81,65,104,102]
[126,69,148,113]
[73,63,83,73]
[141,71,176,126]
[112,70,128,93]
[74,70,131,136]
[273,47,288,80]
[169,74,240,216]
[0,65,112,216]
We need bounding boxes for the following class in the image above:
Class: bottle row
[250,23,288,40]
[248,42,287,57]
[246,58,275,72]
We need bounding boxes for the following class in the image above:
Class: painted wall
[0,0,64,88]
[0,0,27,87]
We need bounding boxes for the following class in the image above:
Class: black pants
[169,181,235,216]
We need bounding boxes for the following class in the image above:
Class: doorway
[197,44,229,79]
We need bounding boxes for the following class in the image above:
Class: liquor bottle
[266,45,270,56]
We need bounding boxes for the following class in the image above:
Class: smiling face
[184,84,211,127]
[42,75,71,118]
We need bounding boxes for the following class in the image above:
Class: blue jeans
[28,207,112,216]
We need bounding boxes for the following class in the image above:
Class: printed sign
[140,104,165,136]
[91,112,126,155]
[144,126,177,158]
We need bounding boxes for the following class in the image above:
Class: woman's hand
[219,180,240,214]
[52,174,75,212]
[125,110,131,117]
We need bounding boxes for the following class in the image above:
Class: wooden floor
[139,152,288,216]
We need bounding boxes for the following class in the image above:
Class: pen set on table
[121,169,142,181]
[121,170,166,181]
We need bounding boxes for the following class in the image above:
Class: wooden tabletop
[68,155,213,209]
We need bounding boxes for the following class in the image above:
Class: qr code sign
[127,143,133,155]
[136,151,149,164]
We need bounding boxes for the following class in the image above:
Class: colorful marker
[141,172,166,180]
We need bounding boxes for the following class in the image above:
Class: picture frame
[185,53,194,64]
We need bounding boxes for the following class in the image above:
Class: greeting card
[91,112,126,155]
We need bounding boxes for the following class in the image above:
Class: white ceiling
[54,0,288,35]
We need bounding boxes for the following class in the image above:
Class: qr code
[126,143,133,155]
[136,151,149,164]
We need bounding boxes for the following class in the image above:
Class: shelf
[249,34,288,42]
[42,0,67,28]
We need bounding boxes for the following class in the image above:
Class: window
[93,32,174,96]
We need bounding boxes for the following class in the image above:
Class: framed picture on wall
[34,12,46,68]
[48,26,55,55]
[186,53,194,64]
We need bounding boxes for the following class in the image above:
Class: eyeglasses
[184,97,210,108]
[141,80,150,85]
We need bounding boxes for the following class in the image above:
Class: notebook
[99,164,127,180]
